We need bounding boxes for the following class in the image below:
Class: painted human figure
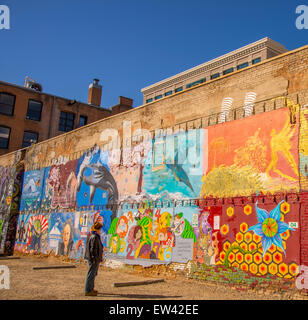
[58,221,74,256]
[18,220,25,242]
[65,171,77,207]
[116,216,128,238]
[127,225,142,251]
[195,212,215,265]
[29,221,41,252]
[109,234,119,254]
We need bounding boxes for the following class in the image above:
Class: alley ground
[0,253,307,300]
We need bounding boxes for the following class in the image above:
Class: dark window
[0,92,15,116]
[78,115,87,127]
[186,78,206,89]
[26,100,42,121]
[175,87,183,93]
[146,98,153,103]
[155,95,163,100]
[22,131,38,148]
[164,91,172,96]
[237,62,249,70]
[223,67,234,75]
[252,57,261,65]
[58,111,75,132]
[0,126,10,149]
[210,73,220,80]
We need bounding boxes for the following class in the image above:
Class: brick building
[0,78,133,156]
[141,37,287,104]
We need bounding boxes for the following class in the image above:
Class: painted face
[135,229,142,241]
[173,216,185,235]
[158,232,167,242]
[119,219,126,229]
[63,224,71,246]
[116,218,128,237]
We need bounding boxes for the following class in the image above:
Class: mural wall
[9,106,304,279]
[0,150,24,255]
[201,107,299,198]
[215,199,299,279]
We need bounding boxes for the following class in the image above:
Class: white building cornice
[141,37,287,95]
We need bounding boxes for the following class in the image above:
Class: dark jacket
[84,232,103,263]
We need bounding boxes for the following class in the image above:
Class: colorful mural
[214,200,300,278]
[7,106,304,279]
[193,206,222,265]
[143,129,203,198]
[42,160,78,210]
[299,106,308,190]
[15,209,112,259]
[0,151,24,254]
[77,146,118,221]
[20,170,44,212]
[201,108,299,198]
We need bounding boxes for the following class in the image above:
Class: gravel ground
[0,254,307,300]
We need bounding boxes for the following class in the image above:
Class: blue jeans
[85,260,100,294]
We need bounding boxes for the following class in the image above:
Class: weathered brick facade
[0,44,308,289]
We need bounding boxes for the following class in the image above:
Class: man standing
[84,221,104,296]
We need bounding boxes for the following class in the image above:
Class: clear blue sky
[0,0,307,109]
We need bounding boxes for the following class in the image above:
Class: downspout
[48,95,55,139]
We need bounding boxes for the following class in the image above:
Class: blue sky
[0,0,307,109]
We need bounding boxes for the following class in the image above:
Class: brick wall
[1,44,308,288]
[0,82,112,156]
[4,45,305,172]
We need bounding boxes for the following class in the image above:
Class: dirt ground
[0,253,307,300]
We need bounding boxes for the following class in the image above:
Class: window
[237,62,249,70]
[210,73,220,80]
[22,131,38,148]
[164,91,172,97]
[58,111,75,132]
[0,126,10,149]
[175,87,183,93]
[223,67,234,75]
[0,92,15,116]
[146,98,153,103]
[252,57,261,65]
[26,100,42,121]
[78,115,87,127]
[155,95,163,100]
[186,78,206,89]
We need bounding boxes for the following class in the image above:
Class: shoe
[85,290,98,296]
[93,289,98,294]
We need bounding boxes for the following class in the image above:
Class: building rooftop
[0,79,112,112]
[141,37,287,97]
